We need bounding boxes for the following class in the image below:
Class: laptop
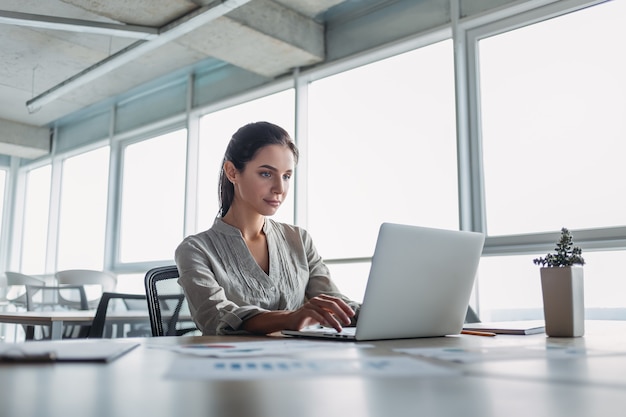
[282,223,485,341]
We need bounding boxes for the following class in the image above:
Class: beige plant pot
[540,266,585,337]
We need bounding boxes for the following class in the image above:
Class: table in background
[1,321,626,417]
[0,310,189,340]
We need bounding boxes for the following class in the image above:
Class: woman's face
[228,144,295,217]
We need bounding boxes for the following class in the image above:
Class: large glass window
[308,40,458,260]
[197,90,295,232]
[21,165,51,274]
[479,0,626,236]
[308,40,458,300]
[119,129,187,263]
[56,147,109,270]
[478,250,626,321]
[0,169,5,244]
[475,0,626,320]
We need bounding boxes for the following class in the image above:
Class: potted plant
[533,228,585,337]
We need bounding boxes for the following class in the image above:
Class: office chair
[93,292,185,338]
[54,269,118,309]
[88,292,151,338]
[25,284,90,339]
[0,274,6,306]
[25,284,89,311]
[4,273,46,340]
[5,272,45,310]
[144,265,197,337]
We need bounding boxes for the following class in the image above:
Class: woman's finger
[309,295,354,325]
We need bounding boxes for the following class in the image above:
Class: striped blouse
[175,218,358,335]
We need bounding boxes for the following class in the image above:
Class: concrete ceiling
[0,0,350,158]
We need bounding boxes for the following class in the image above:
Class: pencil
[461,330,497,337]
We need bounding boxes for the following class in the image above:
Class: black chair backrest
[144,266,189,337]
[88,292,148,338]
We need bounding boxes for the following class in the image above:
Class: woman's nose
[273,178,284,194]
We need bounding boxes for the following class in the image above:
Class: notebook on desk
[0,340,139,363]
[282,223,485,341]
[463,320,545,335]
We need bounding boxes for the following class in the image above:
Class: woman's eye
[260,172,271,178]
[283,174,291,180]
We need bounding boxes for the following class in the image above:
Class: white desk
[0,310,180,340]
[1,321,626,417]
[0,310,95,340]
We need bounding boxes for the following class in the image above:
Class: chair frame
[144,265,187,337]
[24,284,90,339]
[88,292,148,338]
[5,272,46,309]
[25,284,89,311]
[54,269,117,309]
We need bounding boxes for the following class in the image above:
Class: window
[479,0,626,236]
[56,147,109,270]
[21,165,51,274]
[119,129,187,263]
[478,250,626,321]
[307,40,457,301]
[475,0,626,320]
[308,40,458,259]
[0,169,5,239]
[197,90,295,232]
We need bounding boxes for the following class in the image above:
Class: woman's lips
[265,199,281,207]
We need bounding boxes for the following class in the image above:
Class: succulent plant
[533,227,585,267]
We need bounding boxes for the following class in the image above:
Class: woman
[176,121,359,335]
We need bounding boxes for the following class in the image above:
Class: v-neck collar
[214,217,274,278]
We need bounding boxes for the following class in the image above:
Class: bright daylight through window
[477,0,626,321]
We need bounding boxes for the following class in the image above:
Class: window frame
[111,122,188,273]
[465,0,626,255]
[2,0,623,319]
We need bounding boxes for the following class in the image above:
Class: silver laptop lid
[354,223,485,341]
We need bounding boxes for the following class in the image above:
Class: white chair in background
[54,269,117,310]
[5,272,46,310]
[4,272,47,340]
[24,283,90,339]
[0,273,7,306]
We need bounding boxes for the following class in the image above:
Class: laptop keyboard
[307,327,357,338]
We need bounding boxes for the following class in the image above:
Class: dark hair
[218,121,299,217]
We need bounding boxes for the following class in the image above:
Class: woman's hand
[288,294,355,332]
[241,294,355,335]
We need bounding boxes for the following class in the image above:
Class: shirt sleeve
[299,228,361,320]
[175,236,267,335]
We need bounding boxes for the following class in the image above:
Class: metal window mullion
[451,0,485,234]
[184,73,199,237]
[104,105,120,272]
[45,149,62,274]
[293,68,309,229]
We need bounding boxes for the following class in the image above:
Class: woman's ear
[223,161,238,183]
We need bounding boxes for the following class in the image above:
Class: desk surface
[1,320,626,417]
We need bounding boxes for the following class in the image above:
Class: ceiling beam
[0,10,158,39]
[0,118,50,159]
[25,0,253,113]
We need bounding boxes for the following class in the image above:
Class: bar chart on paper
[166,356,459,380]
